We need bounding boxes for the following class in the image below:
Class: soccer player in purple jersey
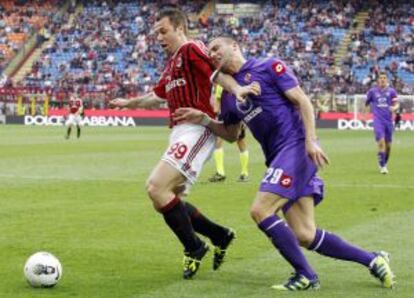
[365,72,399,174]
[173,36,395,291]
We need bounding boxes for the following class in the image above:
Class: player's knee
[250,203,268,223]
[145,179,163,202]
[294,227,316,247]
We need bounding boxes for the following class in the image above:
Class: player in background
[209,84,250,183]
[174,36,395,291]
[65,94,83,139]
[365,72,399,174]
[109,8,258,279]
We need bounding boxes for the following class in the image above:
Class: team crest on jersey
[176,54,182,68]
[244,73,251,83]
[280,174,292,188]
[272,61,286,76]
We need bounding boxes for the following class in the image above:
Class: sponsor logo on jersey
[165,78,186,92]
[377,96,389,108]
[272,61,286,76]
[244,106,263,123]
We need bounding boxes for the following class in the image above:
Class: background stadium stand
[0,0,413,115]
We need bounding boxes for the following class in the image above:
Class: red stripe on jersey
[178,53,191,107]
[190,47,216,73]
[182,48,195,106]
[186,45,199,105]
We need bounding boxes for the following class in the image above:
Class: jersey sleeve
[390,88,398,102]
[188,42,216,79]
[266,58,299,92]
[365,89,372,106]
[153,76,167,99]
[220,92,241,125]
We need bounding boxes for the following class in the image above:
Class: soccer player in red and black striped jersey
[109,7,258,279]
[65,95,83,139]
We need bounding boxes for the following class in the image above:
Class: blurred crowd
[0,0,413,113]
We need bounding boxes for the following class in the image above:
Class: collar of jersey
[236,58,257,76]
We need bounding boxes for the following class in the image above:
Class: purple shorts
[374,121,393,142]
[259,141,324,213]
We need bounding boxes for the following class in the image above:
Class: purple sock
[308,229,376,267]
[385,151,390,164]
[378,152,386,167]
[258,215,317,280]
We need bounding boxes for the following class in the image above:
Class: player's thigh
[385,123,393,143]
[74,115,82,126]
[250,191,288,223]
[146,160,186,199]
[285,196,316,245]
[65,114,75,126]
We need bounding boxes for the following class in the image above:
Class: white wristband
[200,115,211,126]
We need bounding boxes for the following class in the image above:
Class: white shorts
[161,123,216,185]
[66,114,82,126]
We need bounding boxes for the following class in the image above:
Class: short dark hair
[156,7,188,35]
[379,71,387,77]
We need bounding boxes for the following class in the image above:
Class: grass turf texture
[0,125,413,297]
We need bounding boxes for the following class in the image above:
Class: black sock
[184,201,228,246]
[77,126,81,138]
[160,197,202,252]
[67,127,71,137]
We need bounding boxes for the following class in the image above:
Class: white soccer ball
[24,252,62,288]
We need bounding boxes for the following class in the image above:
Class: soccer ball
[24,252,62,288]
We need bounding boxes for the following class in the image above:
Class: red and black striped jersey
[153,40,216,127]
[69,98,83,114]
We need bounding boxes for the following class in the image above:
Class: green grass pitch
[0,125,413,297]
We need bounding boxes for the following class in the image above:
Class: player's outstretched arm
[173,107,241,142]
[285,86,330,168]
[390,101,400,113]
[109,92,164,109]
[214,72,261,102]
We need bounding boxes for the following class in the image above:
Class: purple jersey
[220,57,323,208]
[220,58,304,165]
[366,86,398,123]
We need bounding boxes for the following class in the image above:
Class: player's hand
[306,139,330,169]
[173,108,207,125]
[234,82,261,102]
[108,98,130,109]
